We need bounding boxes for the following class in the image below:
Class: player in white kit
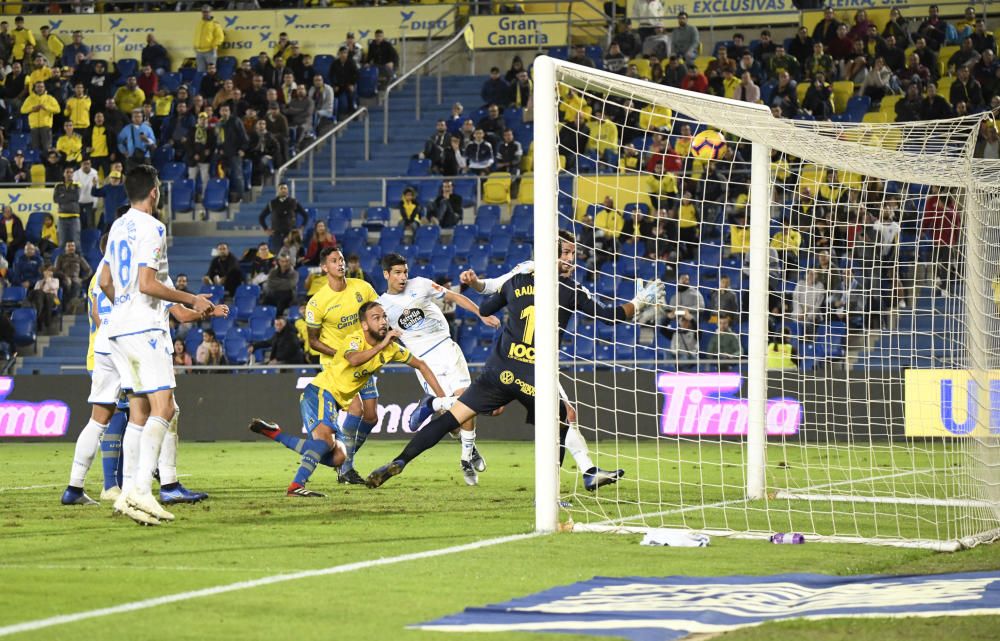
[378,253,499,485]
[100,165,214,526]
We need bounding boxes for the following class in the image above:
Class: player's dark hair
[558,229,576,245]
[124,164,158,204]
[382,252,407,271]
[358,301,382,322]
[319,246,342,263]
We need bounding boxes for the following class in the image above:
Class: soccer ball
[690,129,727,160]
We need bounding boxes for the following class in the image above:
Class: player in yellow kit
[250,301,452,496]
[302,246,382,485]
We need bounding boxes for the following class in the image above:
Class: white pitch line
[0,531,543,638]
[0,484,60,493]
[0,564,284,573]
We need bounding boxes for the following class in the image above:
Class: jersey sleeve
[134,220,166,270]
[415,277,446,301]
[572,281,630,324]
[478,260,534,295]
[389,341,412,364]
[305,293,323,328]
[362,281,378,303]
[479,278,511,317]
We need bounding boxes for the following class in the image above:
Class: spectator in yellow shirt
[586,108,619,158]
[21,82,60,153]
[11,16,35,61]
[194,4,225,73]
[56,122,83,164]
[38,25,63,66]
[677,190,699,260]
[727,209,750,257]
[770,220,802,280]
[293,303,321,363]
[64,82,91,130]
[114,76,146,114]
[594,196,625,253]
[26,54,52,88]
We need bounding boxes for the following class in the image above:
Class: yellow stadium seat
[799,164,825,195]
[863,111,890,124]
[938,45,960,73]
[879,94,902,114]
[796,82,809,104]
[482,173,511,205]
[631,58,651,79]
[517,176,534,204]
[522,142,533,172]
[638,104,672,131]
[30,164,46,186]
[831,80,854,113]
[693,55,714,73]
[936,76,954,98]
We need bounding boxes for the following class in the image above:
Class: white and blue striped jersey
[104,208,169,338]
[378,277,452,357]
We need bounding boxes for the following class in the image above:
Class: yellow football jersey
[85,276,110,372]
[313,329,411,408]
[304,278,378,367]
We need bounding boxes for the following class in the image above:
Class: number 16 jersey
[104,208,170,338]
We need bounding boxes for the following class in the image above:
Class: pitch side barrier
[3,369,991,442]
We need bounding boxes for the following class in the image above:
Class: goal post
[533,55,1000,549]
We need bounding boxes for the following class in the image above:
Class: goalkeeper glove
[630,279,665,314]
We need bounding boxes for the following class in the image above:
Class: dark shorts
[460,365,537,424]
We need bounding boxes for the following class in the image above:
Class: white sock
[460,428,476,462]
[157,406,180,486]
[134,416,169,496]
[432,396,456,412]
[121,421,144,495]
[69,419,108,487]
[564,423,594,472]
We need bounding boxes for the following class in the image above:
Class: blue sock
[274,432,307,454]
[338,414,363,473]
[292,439,332,487]
[101,412,128,490]
[354,420,377,456]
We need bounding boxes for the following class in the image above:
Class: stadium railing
[274,107,370,203]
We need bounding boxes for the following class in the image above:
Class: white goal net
[532,56,1000,551]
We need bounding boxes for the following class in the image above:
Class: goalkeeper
[459,230,664,491]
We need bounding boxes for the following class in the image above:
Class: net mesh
[544,60,1000,549]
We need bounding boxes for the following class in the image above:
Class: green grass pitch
[0,441,998,641]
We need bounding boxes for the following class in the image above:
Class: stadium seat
[481,173,511,205]
[507,242,531,267]
[467,245,489,273]
[413,225,440,262]
[831,80,854,113]
[358,66,379,98]
[8,132,30,152]
[386,180,414,207]
[254,305,277,323]
[249,314,272,343]
[340,226,368,256]
[407,158,431,176]
[451,178,477,204]
[313,54,334,79]
[216,56,238,79]
[365,206,390,231]
[160,72,182,93]
[418,179,442,206]
[358,246,380,275]
[10,307,36,351]
[451,224,477,259]
[327,207,353,236]
[845,95,871,122]
[81,228,101,254]
[224,335,249,365]
[184,327,204,357]
[377,225,405,255]
[199,284,225,305]
[510,204,533,242]
[211,315,236,340]
[203,178,230,212]
[171,179,196,215]
[474,206,501,239]
[1,286,26,308]
[233,285,260,321]
[516,176,534,204]
[115,58,138,78]
[490,226,513,261]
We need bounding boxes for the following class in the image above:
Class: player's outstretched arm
[344,329,402,367]
[306,326,338,359]
[407,355,448,398]
[138,267,214,313]
[445,289,500,328]
[460,260,534,296]
[170,300,230,323]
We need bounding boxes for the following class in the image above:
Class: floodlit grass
[0,441,997,641]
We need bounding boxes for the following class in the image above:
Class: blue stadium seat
[160,72,182,93]
[340,226,368,257]
[510,204,533,241]
[474,206,501,239]
[224,335,249,365]
[185,327,203,357]
[327,207,352,236]
[81,228,101,254]
[254,305,277,323]
[414,225,440,262]
[507,243,531,267]
[313,54,334,79]
[216,56,238,80]
[407,158,431,176]
[452,178,477,205]
[249,314,273,343]
[490,226,513,261]
[452,224,477,259]
[171,179,195,214]
[468,245,489,273]
[378,225,405,255]
[115,58,138,78]
[2,286,27,308]
[25,212,46,244]
[203,178,229,212]
[211,315,235,340]
[233,285,260,321]
[358,66,378,98]
[8,132,30,152]
[418,179,442,206]
[358,246,380,275]
[386,180,414,207]
[365,206,390,231]
[198,284,225,305]
[11,307,37,347]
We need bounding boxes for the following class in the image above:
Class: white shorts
[416,339,472,397]
[88,352,124,405]
[109,330,176,395]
